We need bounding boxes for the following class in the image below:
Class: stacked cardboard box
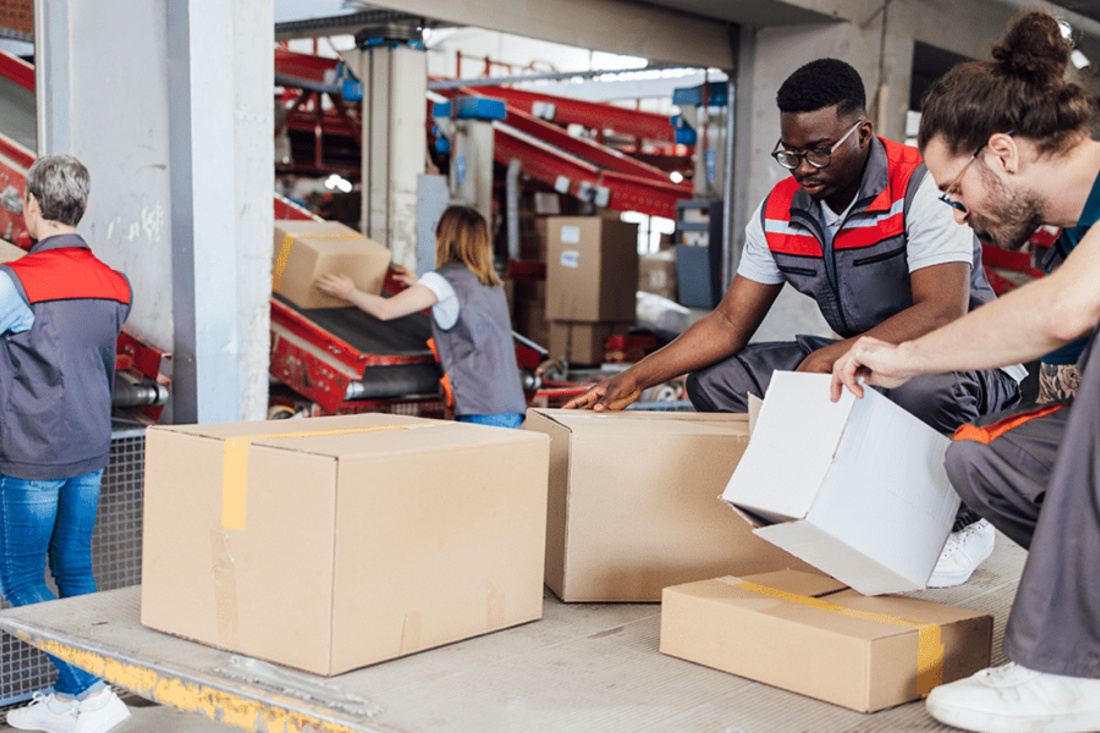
[638,250,678,302]
[273,220,391,310]
[524,408,813,602]
[142,413,550,676]
[545,216,638,365]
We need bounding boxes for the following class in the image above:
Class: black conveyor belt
[275,293,433,356]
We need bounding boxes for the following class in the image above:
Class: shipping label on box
[546,216,638,322]
[273,219,392,310]
[721,371,960,595]
[142,413,550,676]
[661,570,993,712]
[524,409,814,602]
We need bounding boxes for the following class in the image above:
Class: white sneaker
[6,692,79,733]
[928,518,996,588]
[926,662,1100,732]
[72,689,130,733]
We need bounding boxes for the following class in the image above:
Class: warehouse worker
[317,205,527,427]
[566,58,1022,587]
[0,155,133,733]
[832,12,1100,733]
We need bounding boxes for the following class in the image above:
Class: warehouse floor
[0,530,1025,733]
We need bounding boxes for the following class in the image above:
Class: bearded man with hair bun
[833,10,1100,733]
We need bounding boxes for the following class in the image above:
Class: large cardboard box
[722,371,959,595]
[142,413,550,676]
[546,216,639,322]
[273,220,391,309]
[524,409,814,602]
[661,570,993,712]
[548,320,630,365]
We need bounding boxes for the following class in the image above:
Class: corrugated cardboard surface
[547,320,630,365]
[524,409,814,602]
[142,413,550,676]
[723,372,959,595]
[546,216,639,322]
[0,238,25,262]
[273,219,391,309]
[660,570,993,713]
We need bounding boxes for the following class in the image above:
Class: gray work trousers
[945,322,1100,678]
[686,335,1021,434]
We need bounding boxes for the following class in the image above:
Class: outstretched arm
[315,273,439,321]
[564,275,782,410]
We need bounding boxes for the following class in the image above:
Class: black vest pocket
[777,264,816,277]
[853,245,906,267]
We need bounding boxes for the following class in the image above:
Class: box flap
[754,520,923,596]
[735,569,846,597]
[149,413,434,441]
[527,408,748,437]
[722,372,854,521]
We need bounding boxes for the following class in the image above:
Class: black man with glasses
[566,58,1023,588]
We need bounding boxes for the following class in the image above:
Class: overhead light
[1072,49,1091,69]
[1059,20,1073,40]
[670,171,684,184]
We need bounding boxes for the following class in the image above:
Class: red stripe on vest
[953,404,1066,445]
[764,138,924,257]
[834,211,906,250]
[767,233,823,257]
[7,248,131,304]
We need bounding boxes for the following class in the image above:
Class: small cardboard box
[546,216,638,322]
[660,570,993,712]
[722,371,959,595]
[524,409,814,602]
[639,250,678,301]
[273,220,392,309]
[0,239,26,262]
[141,413,550,676]
[548,320,631,365]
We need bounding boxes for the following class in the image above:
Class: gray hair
[26,154,90,226]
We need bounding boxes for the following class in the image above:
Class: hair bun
[992,11,1071,83]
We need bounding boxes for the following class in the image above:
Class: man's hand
[796,343,844,374]
[562,373,643,411]
[830,336,917,401]
[315,273,356,301]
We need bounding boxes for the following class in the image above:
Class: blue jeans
[457,413,524,429]
[0,470,106,699]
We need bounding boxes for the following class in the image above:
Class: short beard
[970,162,1045,251]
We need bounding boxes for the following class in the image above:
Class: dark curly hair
[918,11,1097,155]
[776,58,867,118]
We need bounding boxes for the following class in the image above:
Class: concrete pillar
[35,0,273,423]
[348,42,426,268]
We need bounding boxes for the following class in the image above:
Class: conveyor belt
[275,294,433,357]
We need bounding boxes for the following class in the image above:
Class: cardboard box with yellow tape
[660,569,993,713]
[141,413,550,676]
[273,219,391,309]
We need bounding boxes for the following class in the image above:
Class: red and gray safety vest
[762,136,996,338]
[0,234,131,479]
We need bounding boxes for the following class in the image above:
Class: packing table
[0,541,1025,733]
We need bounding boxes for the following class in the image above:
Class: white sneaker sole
[928,532,996,588]
[928,695,1100,733]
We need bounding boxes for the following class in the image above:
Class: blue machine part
[431,97,507,121]
[335,60,363,101]
[670,114,697,145]
[672,82,729,108]
[359,37,425,51]
[705,149,718,185]
[456,155,467,186]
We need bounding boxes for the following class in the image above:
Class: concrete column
[350,43,426,268]
[35,0,273,423]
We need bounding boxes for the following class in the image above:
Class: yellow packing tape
[272,231,363,291]
[221,423,411,531]
[734,580,945,696]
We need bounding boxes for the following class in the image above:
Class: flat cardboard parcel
[142,413,550,676]
[722,371,960,595]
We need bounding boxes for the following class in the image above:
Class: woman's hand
[315,273,357,302]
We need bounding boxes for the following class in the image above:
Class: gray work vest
[432,264,526,417]
[762,136,997,338]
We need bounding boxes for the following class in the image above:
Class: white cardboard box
[721,371,960,595]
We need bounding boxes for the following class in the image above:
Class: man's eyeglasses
[939,131,1014,213]
[771,120,863,170]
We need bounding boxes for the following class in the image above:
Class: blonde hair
[435,205,501,286]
